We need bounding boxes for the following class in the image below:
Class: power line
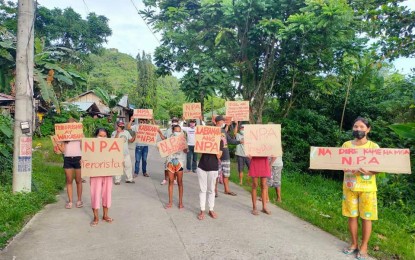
[129,0,161,45]
[82,0,90,15]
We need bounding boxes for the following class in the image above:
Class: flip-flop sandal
[225,191,237,196]
[251,210,259,216]
[215,193,218,198]
[356,251,368,260]
[197,213,205,220]
[102,217,114,223]
[261,209,271,215]
[65,202,72,209]
[208,211,217,219]
[90,220,98,227]
[76,201,83,208]
[165,203,172,209]
[178,205,184,210]
[342,247,358,255]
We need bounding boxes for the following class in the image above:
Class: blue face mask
[240,130,244,135]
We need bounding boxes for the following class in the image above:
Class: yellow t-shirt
[342,140,380,192]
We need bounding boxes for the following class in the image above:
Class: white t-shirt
[111,130,132,155]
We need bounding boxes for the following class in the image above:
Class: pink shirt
[64,141,81,157]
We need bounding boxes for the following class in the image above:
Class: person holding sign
[89,128,114,227]
[247,155,276,215]
[196,138,224,220]
[215,115,242,196]
[54,118,83,209]
[234,122,250,185]
[161,125,187,209]
[180,116,205,173]
[341,117,380,260]
[128,117,150,178]
[112,121,136,185]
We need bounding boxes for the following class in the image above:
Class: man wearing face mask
[214,115,242,196]
[180,116,205,173]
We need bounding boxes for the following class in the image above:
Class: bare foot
[90,219,99,227]
[261,209,271,215]
[208,211,217,219]
[178,204,184,209]
[102,217,114,223]
[165,203,172,209]
[197,211,205,220]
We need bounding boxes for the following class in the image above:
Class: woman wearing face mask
[162,125,187,209]
[341,117,379,260]
[89,128,114,227]
[234,122,250,185]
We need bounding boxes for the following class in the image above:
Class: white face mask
[173,132,181,136]
[172,122,178,126]
[221,124,226,129]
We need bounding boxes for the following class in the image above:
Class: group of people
[57,115,378,260]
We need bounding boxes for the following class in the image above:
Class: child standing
[234,122,250,185]
[248,156,276,215]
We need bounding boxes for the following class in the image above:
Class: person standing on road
[234,122,250,185]
[112,121,135,185]
[341,117,380,260]
[197,138,224,220]
[248,155,276,216]
[162,125,187,209]
[55,118,83,209]
[89,128,114,227]
[180,116,204,173]
[214,115,242,196]
[127,117,150,178]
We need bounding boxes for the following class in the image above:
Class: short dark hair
[353,117,371,128]
[94,128,108,137]
[172,125,181,131]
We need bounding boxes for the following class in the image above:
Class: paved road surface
[1,146,359,260]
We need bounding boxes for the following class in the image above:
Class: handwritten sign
[81,138,124,177]
[244,124,282,157]
[225,101,250,121]
[54,123,83,141]
[20,137,32,157]
[136,124,159,145]
[157,134,187,157]
[183,103,201,120]
[132,109,153,119]
[309,147,411,174]
[194,126,221,154]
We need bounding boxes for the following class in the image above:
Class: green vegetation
[0,138,64,249]
[229,165,415,259]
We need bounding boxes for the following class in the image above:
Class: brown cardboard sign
[136,124,159,145]
[244,124,282,157]
[309,147,411,174]
[225,101,250,121]
[81,138,124,177]
[132,109,153,119]
[183,103,202,120]
[194,126,221,155]
[54,123,84,141]
[157,134,188,157]
[51,135,62,154]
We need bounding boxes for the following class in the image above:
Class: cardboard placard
[244,124,282,157]
[309,147,412,174]
[225,116,233,125]
[136,124,159,145]
[194,125,221,155]
[54,123,84,141]
[132,109,153,119]
[157,134,188,157]
[81,138,124,177]
[225,101,250,121]
[50,135,62,154]
[183,103,201,120]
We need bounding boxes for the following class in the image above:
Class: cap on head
[215,115,225,122]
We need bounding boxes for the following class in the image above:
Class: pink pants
[90,176,113,209]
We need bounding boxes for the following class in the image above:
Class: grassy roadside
[229,162,415,260]
[0,137,64,249]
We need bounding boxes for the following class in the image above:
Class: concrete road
[1,146,359,260]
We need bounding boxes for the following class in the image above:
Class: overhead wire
[129,0,161,45]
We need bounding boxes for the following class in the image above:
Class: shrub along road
[0,146,365,260]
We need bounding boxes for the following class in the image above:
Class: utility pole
[13,0,35,193]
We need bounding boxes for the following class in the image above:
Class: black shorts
[236,155,250,172]
[63,156,81,169]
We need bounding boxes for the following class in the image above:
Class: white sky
[16,0,415,74]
